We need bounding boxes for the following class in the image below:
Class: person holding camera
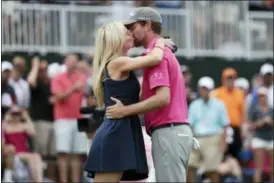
[3,106,43,182]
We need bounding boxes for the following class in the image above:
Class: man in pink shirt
[106,7,194,182]
[51,54,87,183]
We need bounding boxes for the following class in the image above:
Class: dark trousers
[227,126,242,160]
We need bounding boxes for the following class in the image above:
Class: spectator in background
[3,106,43,182]
[248,87,273,182]
[77,60,92,106]
[1,61,17,119]
[181,65,196,106]
[250,63,273,109]
[9,66,30,110]
[234,77,253,151]
[78,60,92,77]
[260,63,273,108]
[2,124,16,182]
[187,77,229,183]
[235,77,250,96]
[51,53,87,183]
[77,60,96,157]
[12,56,27,78]
[235,77,252,120]
[251,73,263,90]
[27,57,56,182]
[181,65,192,86]
[212,68,245,160]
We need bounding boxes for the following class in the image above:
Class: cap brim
[123,20,137,25]
[123,20,138,30]
[2,68,12,72]
[261,71,273,75]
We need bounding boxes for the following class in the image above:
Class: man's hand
[256,119,266,128]
[163,38,177,52]
[264,116,272,125]
[220,141,228,153]
[72,81,84,92]
[31,56,40,69]
[49,96,57,104]
[106,97,126,119]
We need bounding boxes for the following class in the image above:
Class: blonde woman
[84,21,171,182]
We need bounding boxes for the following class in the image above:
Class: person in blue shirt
[187,76,229,183]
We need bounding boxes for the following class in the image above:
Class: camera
[77,106,105,133]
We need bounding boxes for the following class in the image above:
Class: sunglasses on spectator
[11,112,21,116]
[225,76,236,80]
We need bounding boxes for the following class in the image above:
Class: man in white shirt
[9,66,30,109]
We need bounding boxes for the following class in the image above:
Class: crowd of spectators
[184,63,273,182]
[1,53,95,182]
[1,51,273,183]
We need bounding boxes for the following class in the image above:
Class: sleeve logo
[150,72,164,82]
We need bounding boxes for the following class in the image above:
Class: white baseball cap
[198,76,215,90]
[60,64,67,73]
[260,63,273,75]
[235,77,249,90]
[1,61,13,72]
[47,63,61,79]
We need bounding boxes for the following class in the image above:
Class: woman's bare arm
[22,111,36,136]
[254,119,266,128]
[27,57,40,88]
[113,38,166,72]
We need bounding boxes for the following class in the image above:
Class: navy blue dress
[84,65,149,181]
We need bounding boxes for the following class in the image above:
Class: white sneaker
[3,170,14,182]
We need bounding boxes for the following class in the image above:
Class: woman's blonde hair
[93,21,127,108]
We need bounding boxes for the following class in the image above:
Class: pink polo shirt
[142,37,189,133]
[51,71,87,120]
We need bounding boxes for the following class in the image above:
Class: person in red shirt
[51,54,87,183]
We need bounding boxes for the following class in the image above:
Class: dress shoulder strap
[103,59,113,80]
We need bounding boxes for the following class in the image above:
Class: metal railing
[1,1,273,59]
